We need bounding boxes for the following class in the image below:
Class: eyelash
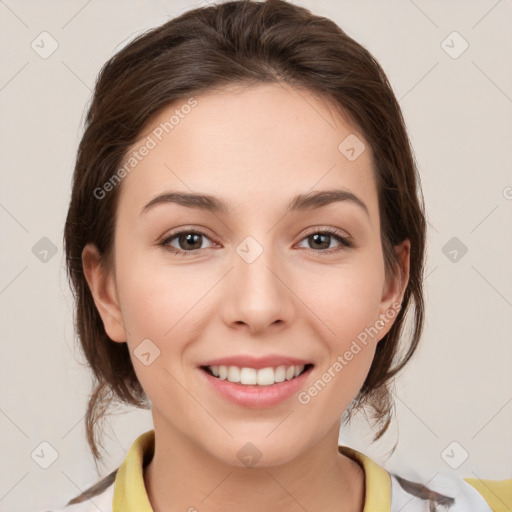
[159,228,355,257]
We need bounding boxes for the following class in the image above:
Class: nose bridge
[234,233,281,295]
[226,232,290,329]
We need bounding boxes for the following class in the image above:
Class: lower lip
[199,366,313,408]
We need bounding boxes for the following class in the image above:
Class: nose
[222,237,294,334]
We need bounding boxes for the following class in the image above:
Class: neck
[143,415,365,512]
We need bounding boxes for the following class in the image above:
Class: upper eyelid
[162,225,350,239]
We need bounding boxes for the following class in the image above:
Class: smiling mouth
[200,363,314,386]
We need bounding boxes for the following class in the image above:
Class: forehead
[117,83,378,223]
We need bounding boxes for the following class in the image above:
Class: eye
[159,227,354,257]
[159,230,215,256]
[297,228,354,253]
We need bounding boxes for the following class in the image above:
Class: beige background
[1,1,511,511]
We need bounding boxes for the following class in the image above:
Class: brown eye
[160,230,214,256]
[298,229,354,252]
[176,232,203,250]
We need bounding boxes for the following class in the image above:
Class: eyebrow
[140,189,369,218]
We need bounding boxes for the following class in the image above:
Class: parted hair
[64,0,426,503]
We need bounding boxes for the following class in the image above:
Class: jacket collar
[113,429,391,512]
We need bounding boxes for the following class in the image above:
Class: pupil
[311,233,329,249]
[181,233,201,250]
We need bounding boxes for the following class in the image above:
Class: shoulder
[38,473,115,512]
[464,476,512,512]
[39,430,153,512]
[389,471,512,512]
[339,444,510,512]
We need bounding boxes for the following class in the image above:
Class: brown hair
[64,0,426,502]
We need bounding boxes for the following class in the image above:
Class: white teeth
[227,366,241,383]
[256,367,274,386]
[208,364,306,386]
[274,365,286,383]
[240,367,257,385]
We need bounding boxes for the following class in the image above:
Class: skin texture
[82,82,410,512]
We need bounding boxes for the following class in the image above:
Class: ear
[81,243,127,343]
[376,239,411,342]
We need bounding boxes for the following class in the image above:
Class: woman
[47,0,509,510]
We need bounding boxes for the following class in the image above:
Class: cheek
[297,273,380,415]
[298,256,385,347]
[294,255,385,399]
[116,253,210,339]
[114,262,210,405]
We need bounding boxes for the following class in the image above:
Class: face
[83,82,409,467]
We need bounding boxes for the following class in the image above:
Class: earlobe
[81,243,127,343]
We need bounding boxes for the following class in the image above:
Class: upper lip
[199,355,313,370]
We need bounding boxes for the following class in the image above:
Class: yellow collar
[113,430,391,512]
[113,430,154,511]
[338,444,391,512]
